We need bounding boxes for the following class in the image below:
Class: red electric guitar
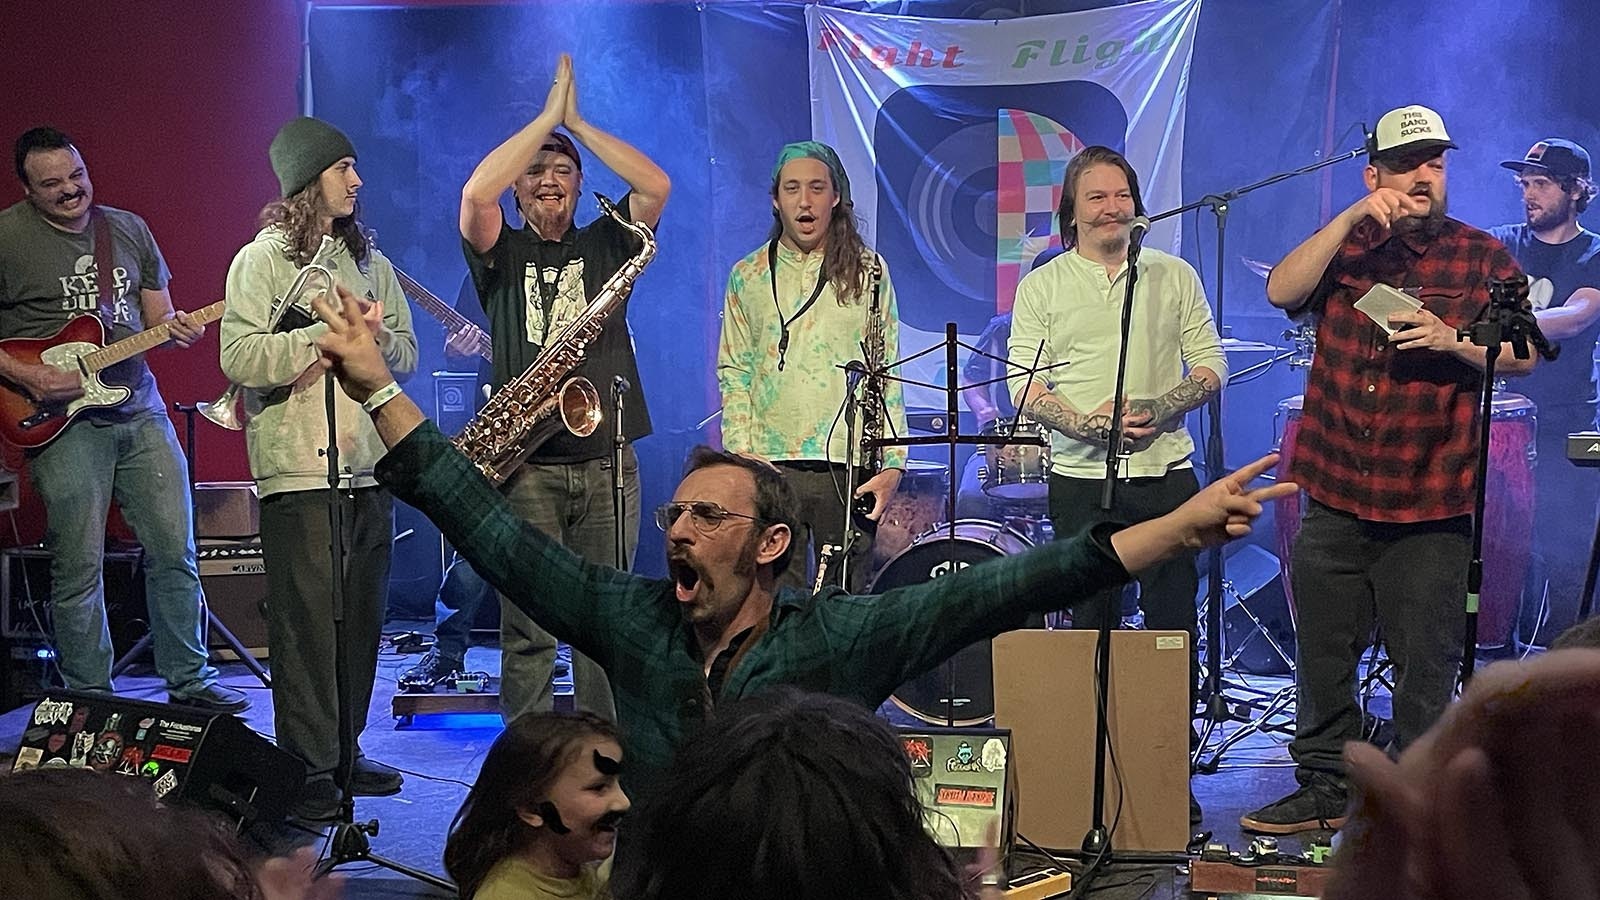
[0,300,226,449]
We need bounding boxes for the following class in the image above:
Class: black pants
[1048,468,1201,700]
[774,462,876,594]
[260,487,392,780]
[1288,499,1468,784]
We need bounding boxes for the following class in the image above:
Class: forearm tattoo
[1128,372,1218,427]
[1024,393,1112,448]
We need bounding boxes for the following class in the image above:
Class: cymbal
[1221,337,1283,353]
[1241,256,1273,280]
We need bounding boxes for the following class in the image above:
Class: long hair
[257,179,372,269]
[0,767,262,900]
[612,687,977,900]
[444,711,620,900]
[1056,145,1147,249]
[768,194,873,305]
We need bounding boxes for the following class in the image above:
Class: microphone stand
[1144,141,1369,772]
[836,363,867,590]
[611,376,630,571]
[314,335,452,891]
[1456,275,1558,684]
[1076,224,1146,883]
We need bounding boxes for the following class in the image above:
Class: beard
[1527,195,1574,231]
[522,197,575,238]
[1392,190,1448,239]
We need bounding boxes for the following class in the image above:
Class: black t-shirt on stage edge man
[1489,223,1600,426]
[463,193,653,464]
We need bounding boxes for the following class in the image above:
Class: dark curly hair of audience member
[444,711,621,899]
[0,767,263,900]
[611,687,979,900]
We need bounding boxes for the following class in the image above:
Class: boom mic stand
[1456,275,1558,684]
[611,376,631,571]
[1143,140,1369,772]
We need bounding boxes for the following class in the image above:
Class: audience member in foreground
[445,711,629,900]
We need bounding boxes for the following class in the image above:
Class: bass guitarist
[0,126,248,713]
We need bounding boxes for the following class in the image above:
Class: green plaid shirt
[376,422,1131,788]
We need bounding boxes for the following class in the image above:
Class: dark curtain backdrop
[309,0,1599,601]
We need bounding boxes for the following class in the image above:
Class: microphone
[1126,215,1152,262]
[612,374,632,396]
[843,359,869,392]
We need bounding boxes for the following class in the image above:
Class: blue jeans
[498,445,639,722]
[28,412,217,695]
[431,553,492,662]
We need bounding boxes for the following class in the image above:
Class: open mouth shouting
[55,190,87,213]
[669,553,703,604]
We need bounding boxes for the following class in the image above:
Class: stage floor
[0,619,1443,898]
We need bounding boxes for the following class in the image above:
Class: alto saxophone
[453,193,656,485]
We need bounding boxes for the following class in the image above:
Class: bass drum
[871,520,1033,726]
[1274,392,1535,649]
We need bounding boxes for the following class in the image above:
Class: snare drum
[872,520,1033,725]
[1273,393,1535,649]
[980,417,1052,501]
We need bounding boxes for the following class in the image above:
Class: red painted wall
[0,1,301,542]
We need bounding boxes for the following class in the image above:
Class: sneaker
[349,756,403,796]
[398,649,462,694]
[293,778,342,822]
[169,682,251,714]
[1239,779,1349,834]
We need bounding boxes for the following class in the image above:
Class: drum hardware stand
[1456,275,1557,684]
[112,403,272,689]
[1141,139,1369,772]
[857,324,1061,727]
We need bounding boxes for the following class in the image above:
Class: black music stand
[856,323,1061,727]
[111,403,271,688]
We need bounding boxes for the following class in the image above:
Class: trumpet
[201,237,340,431]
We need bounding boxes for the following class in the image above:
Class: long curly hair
[444,711,620,900]
[769,193,874,306]
[257,179,372,269]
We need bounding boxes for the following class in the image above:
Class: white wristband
[362,381,403,414]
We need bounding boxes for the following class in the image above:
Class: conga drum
[1273,392,1537,649]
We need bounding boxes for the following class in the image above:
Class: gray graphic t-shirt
[0,201,170,418]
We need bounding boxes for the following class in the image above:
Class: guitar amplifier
[197,541,268,659]
[13,690,304,829]
[1,547,146,650]
[1568,431,1600,466]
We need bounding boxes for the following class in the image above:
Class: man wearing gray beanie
[447,52,670,726]
[220,114,418,821]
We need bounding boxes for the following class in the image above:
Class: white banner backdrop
[807,0,1202,391]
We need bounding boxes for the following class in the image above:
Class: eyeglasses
[654,501,763,535]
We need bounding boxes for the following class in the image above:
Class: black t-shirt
[1490,223,1600,425]
[463,195,652,463]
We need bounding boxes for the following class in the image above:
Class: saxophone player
[717,141,908,593]
[459,53,670,724]
[220,116,418,820]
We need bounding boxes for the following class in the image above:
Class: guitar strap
[91,206,118,327]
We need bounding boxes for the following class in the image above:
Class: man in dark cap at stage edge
[1489,138,1600,636]
[303,287,1296,794]
[1244,105,1532,836]
[454,53,671,723]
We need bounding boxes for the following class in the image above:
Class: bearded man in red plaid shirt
[1240,105,1532,835]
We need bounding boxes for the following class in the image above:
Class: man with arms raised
[305,289,1295,793]
[0,127,246,713]
[459,53,670,723]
